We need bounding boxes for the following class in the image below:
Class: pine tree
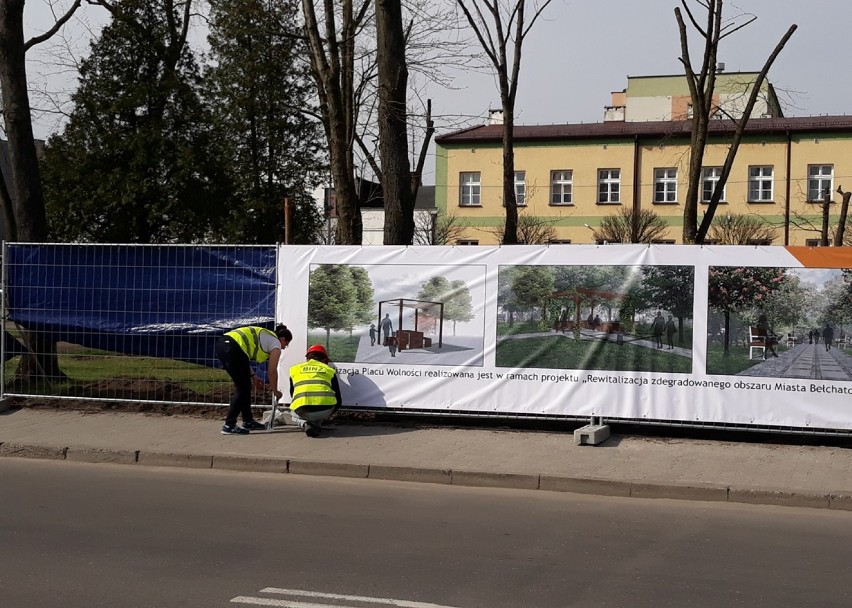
[204,0,326,244]
[42,0,232,243]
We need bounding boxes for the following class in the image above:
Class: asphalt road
[3,458,852,608]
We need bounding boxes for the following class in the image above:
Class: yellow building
[435,111,852,246]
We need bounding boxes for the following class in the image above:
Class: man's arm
[266,348,283,399]
[331,373,343,413]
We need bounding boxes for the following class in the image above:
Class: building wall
[436,132,852,245]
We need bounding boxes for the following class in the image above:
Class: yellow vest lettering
[290,360,337,412]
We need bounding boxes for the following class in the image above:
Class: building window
[747,239,773,246]
[808,165,833,202]
[805,239,823,247]
[654,168,677,203]
[748,166,773,202]
[701,167,726,203]
[514,171,526,206]
[598,169,621,204]
[548,239,572,244]
[457,239,479,246]
[459,172,481,206]
[550,170,573,205]
[651,239,676,245]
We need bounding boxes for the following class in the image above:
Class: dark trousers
[216,336,254,427]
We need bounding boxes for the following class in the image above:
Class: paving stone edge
[0,441,846,511]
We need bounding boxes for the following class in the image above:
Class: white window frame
[598,169,621,204]
[550,170,573,205]
[748,166,774,202]
[459,172,481,206]
[701,167,726,203]
[514,171,526,206]
[653,168,677,203]
[808,164,833,202]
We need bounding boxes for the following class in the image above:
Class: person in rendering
[369,323,377,346]
[593,314,602,330]
[823,323,835,351]
[651,311,665,349]
[756,313,777,359]
[216,324,292,435]
[289,344,342,438]
[808,329,814,345]
[665,314,677,350]
[380,313,394,345]
[813,328,821,345]
[388,331,397,357]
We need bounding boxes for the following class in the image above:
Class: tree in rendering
[308,265,375,346]
[639,266,695,346]
[417,276,473,336]
[708,266,786,354]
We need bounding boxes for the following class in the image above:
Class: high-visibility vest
[290,360,337,412]
[225,326,277,363]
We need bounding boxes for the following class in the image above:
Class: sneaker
[221,424,249,435]
[242,420,266,431]
[304,423,321,438]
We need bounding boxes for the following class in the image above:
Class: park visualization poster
[278,245,852,431]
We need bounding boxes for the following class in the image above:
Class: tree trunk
[834,189,851,246]
[376,0,414,245]
[0,0,47,242]
[821,189,831,246]
[0,0,65,381]
[723,310,730,355]
[501,104,518,244]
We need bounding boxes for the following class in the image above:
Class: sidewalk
[2,405,852,510]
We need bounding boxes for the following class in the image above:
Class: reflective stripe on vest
[290,361,337,410]
[224,326,276,363]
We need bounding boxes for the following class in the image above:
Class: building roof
[435,115,852,145]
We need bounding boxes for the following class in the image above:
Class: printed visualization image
[306,263,487,366]
[495,264,695,374]
[706,266,852,381]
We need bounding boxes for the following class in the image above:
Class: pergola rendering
[551,287,626,332]
[378,298,444,350]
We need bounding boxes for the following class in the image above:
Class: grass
[4,348,229,397]
[306,333,361,363]
[706,342,789,376]
[496,335,692,374]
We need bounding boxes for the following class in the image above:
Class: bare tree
[455,0,553,245]
[674,0,796,243]
[0,0,84,383]
[301,0,367,244]
[834,185,851,247]
[593,208,669,244]
[707,213,778,245]
[490,211,557,244]
[413,209,468,245]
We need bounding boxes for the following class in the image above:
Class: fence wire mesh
[2,243,277,407]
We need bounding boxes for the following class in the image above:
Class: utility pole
[284,197,292,245]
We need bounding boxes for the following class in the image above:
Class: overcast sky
[22,0,851,186]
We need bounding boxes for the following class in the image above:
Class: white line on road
[230,587,462,608]
[231,598,359,607]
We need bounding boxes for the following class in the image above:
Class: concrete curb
[1,442,849,510]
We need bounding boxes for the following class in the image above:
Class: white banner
[277,245,852,431]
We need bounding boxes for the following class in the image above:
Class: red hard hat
[305,344,328,358]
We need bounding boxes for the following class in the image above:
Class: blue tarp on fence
[5,244,276,370]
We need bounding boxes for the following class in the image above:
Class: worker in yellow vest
[289,344,342,438]
[216,324,292,435]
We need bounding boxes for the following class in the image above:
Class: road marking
[230,587,461,608]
